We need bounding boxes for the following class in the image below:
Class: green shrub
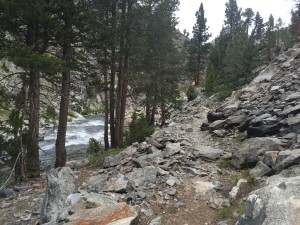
[219,207,233,219]
[186,85,197,101]
[86,138,102,154]
[89,147,122,165]
[44,105,58,123]
[124,112,155,146]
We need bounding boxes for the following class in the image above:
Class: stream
[39,115,106,169]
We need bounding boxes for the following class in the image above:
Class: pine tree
[188,3,210,86]
[204,61,215,93]
[0,0,62,178]
[242,8,254,34]
[251,12,264,40]
[224,0,242,36]
[290,2,300,41]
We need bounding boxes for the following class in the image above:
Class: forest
[0,0,299,182]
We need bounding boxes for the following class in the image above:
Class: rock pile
[200,44,300,225]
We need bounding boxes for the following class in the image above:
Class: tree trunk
[145,95,151,125]
[109,0,117,148]
[160,100,166,126]
[55,13,73,168]
[25,22,40,178]
[104,50,110,150]
[150,104,156,126]
[114,0,127,146]
[27,70,40,177]
[14,82,28,181]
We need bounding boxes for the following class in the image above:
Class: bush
[124,112,155,146]
[89,147,121,165]
[186,85,197,101]
[86,138,102,154]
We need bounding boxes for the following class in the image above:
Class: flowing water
[39,115,106,169]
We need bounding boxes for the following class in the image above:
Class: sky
[176,0,296,39]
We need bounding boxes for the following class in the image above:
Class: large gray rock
[193,145,224,161]
[285,92,300,101]
[273,149,300,172]
[100,173,133,193]
[40,167,77,224]
[103,153,123,168]
[126,166,157,187]
[208,120,226,131]
[65,193,139,225]
[287,113,300,128]
[251,64,279,84]
[280,104,300,118]
[163,142,181,158]
[232,138,284,168]
[237,175,300,225]
[250,161,273,178]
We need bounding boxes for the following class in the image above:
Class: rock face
[237,175,300,225]
[40,167,77,224]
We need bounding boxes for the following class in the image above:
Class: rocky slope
[202,44,300,225]
[1,44,300,225]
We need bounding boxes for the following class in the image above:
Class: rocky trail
[1,44,300,225]
[0,96,247,225]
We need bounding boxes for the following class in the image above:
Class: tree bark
[14,82,28,181]
[114,0,127,146]
[55,11,73,168]
[27,70,41,177]
[160,100,166,126]
[25,22,41,178]
[104,50,110,150]
[109,0,117,148]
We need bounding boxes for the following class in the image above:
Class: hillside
[1,44,300,225]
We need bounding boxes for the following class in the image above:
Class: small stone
[174,202,186,209]
[1,202,12,209]
[166,179,176,186]
[149,216,162,225]
[137,191,147,199]
[144,208,153,217]
[168,189,177,196]
[164,194,172,200]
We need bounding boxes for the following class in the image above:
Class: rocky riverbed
[1,44,300,225]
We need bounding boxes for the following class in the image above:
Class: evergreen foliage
[124,112,155,146]
[186,85,197,101]
[187,3,210,86]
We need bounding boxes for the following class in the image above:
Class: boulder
[40,167,77,224]
[250,161,273,178]
[103,153,123,168]
[226,114,248,127]
[193,145,224,161]
[251,64,279,84]
[207,111,226,122]
[247,124,281,137]
[101,173,133,193]
[65,193,139,225]
[126,166,157,187]
[163,143,181,158]
[273,149,300,172]
[237,175,300,225]
[231,138,284,168]
[208,120,226,132]
[280,104,300,118]
[285,92,300,101]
